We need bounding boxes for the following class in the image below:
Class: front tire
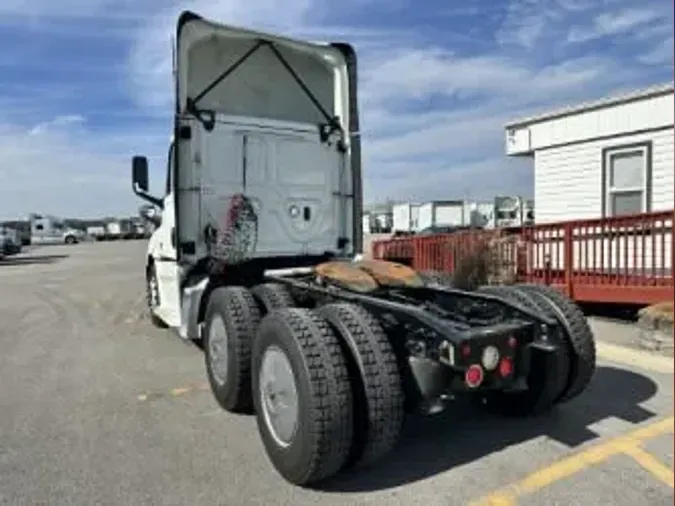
[204,286,261,413]
[252,308,353,486]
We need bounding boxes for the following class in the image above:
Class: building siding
[529,92,673,150]
[506,87,673,155]
[534,127,674,224]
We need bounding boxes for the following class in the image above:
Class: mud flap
[527,339,562,400]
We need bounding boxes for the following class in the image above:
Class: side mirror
[132,156,149,193]
[131,156,163,208]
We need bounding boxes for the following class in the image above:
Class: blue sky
[0,0,672,219]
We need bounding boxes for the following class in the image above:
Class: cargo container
[417,200,464,231]
[392,203,420,234]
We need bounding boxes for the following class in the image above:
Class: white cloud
[495,0,593,50]
[567,7,662,43]
[0,0,671,218]
[362,156,535,203]
[29,114,87,135]
[0,115,169,218]
[0,0,154,18]
[0,121,126,218]
[638,37,674,65]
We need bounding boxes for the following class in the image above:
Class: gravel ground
[0,241,672,506]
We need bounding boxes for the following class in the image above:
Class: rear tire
[515,284,596,404]
[251,283,295,313]
[252,308,353,486]
[475,285,569,416]
[204,286,261,413]
[317,303,404,469]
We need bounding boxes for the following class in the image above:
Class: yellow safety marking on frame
[596,341,674,374]
[469,416,674,506]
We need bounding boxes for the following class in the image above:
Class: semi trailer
[131,11,596,487]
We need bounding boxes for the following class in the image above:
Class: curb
[596,340,674,374]
[637,310,674,356]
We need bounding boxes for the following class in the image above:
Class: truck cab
[29,214,83,245]
[131,12,361,334]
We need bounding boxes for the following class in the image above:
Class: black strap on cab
[184,38,342,141]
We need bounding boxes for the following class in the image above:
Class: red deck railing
[372,210,674,305]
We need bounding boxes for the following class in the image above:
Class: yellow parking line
[469,416,674,505]
[596,341,674,374]
[170,387,192,396]
[138,382,210,402]
[620,445,674,488]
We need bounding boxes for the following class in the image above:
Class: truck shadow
[0,254,69,266]
[322,365,660,492]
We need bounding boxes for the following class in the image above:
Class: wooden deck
[372,210,674,305]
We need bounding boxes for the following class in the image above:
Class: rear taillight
[498,357,514,377]
[465,364,484,388]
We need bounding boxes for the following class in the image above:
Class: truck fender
[179,276,210,340]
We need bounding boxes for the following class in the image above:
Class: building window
[602,142,652,217]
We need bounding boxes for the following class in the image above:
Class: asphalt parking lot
[0,241,672,506]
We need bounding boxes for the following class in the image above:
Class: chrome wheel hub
[208,315,229,385]
[259,346,299,447]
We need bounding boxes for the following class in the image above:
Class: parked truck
[126,217,147,239]
[493,195,525,228]
[29,214,84,245]
[0,226,22,256]
[417,200,465,232]
[130,11,596,487]
[392,202,420,235]
[86,226,106,241]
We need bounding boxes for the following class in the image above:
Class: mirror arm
[133,186,164,209]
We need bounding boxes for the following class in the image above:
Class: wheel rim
[259,345,299,447]
[208,315,229,385]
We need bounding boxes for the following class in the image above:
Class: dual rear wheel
[201,280,597,485]
[202,283,405,486]
[476,283,596,416]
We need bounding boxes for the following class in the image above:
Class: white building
[504,83,674,224]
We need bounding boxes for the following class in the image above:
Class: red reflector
[465,365,484,388]
[507,336,518,348]
[499,357,514,377]
[461,344,471,357]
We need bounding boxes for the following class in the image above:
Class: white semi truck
[131,11,596,489]
[29,214,84,245]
